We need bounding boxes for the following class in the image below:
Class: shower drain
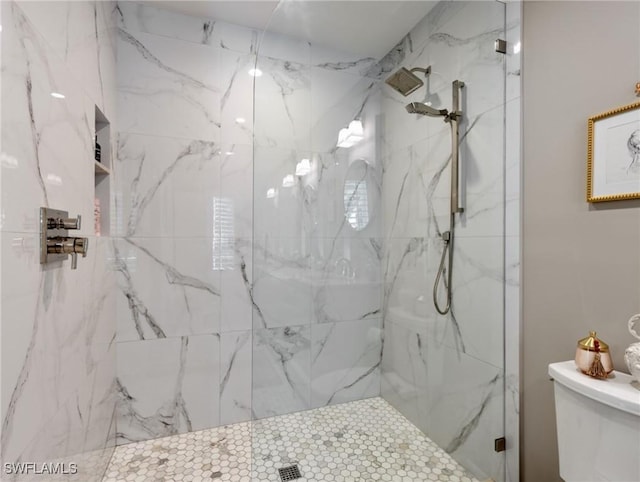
[278,464,302,481]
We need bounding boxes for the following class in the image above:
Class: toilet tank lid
[549,361,640,417]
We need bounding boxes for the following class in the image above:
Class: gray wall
[522,2,640,480]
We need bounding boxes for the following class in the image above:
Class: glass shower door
[380,2,508,480]
[250,2,507,481]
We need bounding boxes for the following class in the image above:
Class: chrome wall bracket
[40,207,88,270]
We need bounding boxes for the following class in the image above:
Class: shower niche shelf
[94,159,111,176]
[94,106,111,236]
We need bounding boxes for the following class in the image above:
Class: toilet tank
[549,361,640,482]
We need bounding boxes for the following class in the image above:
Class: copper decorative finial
[636,82,640,96]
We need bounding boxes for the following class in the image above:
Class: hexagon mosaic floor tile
[103,398,478,482]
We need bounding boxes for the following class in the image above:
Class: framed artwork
[587,101,640,202]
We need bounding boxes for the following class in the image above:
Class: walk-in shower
[101,1,510,482]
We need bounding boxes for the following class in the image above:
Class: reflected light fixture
[282,174,295,187]
[295,158,311,176]
[0,153,18,169]
[50,92,65,99]
[235,117,246,124]
[46,173,63,185]
[266,188,276,199]
[336,120,364,148]
[513,41,521,54]
[248,68,263,77]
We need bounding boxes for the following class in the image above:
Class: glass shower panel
[251,2,507,481]
[381,2,507,480]
[250,0,384,419]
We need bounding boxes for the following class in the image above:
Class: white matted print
[588,101,640,202]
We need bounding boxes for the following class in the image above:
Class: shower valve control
[47,214,81,230]
[40,207,89,270]
[47,237,88,270]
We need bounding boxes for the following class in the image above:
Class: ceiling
[144,1,437,58]
[146,1,280,32]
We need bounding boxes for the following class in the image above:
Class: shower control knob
[47,214,81,230]
[46,236,89,270]
[72,237,89,257]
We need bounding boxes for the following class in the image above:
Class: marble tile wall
[0,0,521,479]
[378,2,521,481]
[114,1,385,442]
[114,1,253,441]
[1,1,118,481]
[250,8,386,419]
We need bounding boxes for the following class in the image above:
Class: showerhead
[385,66,431,96]
[405,102,449,118]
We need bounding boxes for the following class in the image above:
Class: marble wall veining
[115,1,252,440]
[114,3,522,480]
[0,1,118,480]
[250,30,384,419]
[114,1,385,442]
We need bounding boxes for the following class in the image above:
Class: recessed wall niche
[94,105,111,236]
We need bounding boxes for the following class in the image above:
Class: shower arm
[410,66,431,77]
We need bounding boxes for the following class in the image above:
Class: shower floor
[103,397,478,482]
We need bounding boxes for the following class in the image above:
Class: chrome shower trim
[449,80,465,216]
[405,102,449,118]
[409,66,431,76]
[385,66,432,97]
[433,231,452,315]
[432,79,465,315]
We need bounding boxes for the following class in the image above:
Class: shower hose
[433,231,452,315]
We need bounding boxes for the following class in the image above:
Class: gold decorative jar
[575,331,613,379]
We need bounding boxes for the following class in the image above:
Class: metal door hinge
[494,437,506,452]
[495,39,507,54]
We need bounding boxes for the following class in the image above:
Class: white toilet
[549,361,640,482]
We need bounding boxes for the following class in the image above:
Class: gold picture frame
[587,101,640,202]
